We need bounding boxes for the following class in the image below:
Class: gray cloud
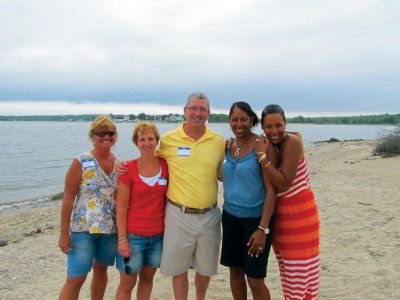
[0,0,399,113]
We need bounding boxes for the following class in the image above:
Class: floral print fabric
[70,152,118,234]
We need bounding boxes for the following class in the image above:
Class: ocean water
[0,121,395,211]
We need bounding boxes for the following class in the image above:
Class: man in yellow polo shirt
[158,92,225,300]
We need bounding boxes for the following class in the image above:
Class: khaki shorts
[160,202,221,277]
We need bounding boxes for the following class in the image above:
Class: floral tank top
[70,152,118,234]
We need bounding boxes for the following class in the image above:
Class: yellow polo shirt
[157,123,225,209]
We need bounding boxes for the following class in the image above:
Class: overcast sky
[0,0,399,115]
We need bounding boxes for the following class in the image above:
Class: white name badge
[177,147,191,157]
[82,160,95,168]
[222,159,227,165]
[158,177,168,186]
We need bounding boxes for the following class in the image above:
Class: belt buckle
[180,205,210,214]
[186,207,197,214]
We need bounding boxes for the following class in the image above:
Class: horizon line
[0,100,398,118]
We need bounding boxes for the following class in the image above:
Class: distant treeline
[0,113,227,123]
[0,113,399,125]
[288,114,400,125]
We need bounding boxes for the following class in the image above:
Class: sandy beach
[0,140,399,299]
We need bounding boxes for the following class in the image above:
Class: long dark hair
[261,104,286,126]
[229,101,259,127]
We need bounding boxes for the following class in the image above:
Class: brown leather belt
[167,198,217,214]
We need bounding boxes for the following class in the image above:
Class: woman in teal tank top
[220,102,278,300]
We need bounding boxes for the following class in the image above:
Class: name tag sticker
[158,178,168,186]
[82,160,95,168]
[177,147,191,157]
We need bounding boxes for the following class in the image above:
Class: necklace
[234,135,252,157]
[234,145,241,156]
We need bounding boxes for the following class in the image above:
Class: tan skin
[182,98,210,140]
[227,106,278,300]
[115,130,161,300]
[58,126,117,300]
[254,112,304,192]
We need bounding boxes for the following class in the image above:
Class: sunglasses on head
[124,256,132,274]
[92,131,116,137]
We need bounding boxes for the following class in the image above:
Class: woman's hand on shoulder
[225,137,234,149]
[115,160,129,177]
[255,136,269,159]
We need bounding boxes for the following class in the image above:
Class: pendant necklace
[234,145,241,156]
[234,135,252,157]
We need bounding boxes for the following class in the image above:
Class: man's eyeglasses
[186,106,209,113]
[92,131,117,137]
[124,256,132,274]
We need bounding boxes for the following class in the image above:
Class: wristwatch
[258,225,270,235]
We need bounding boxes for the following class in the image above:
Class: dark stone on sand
[0,239,8,246]
[314,137,365,144]
[328,138,340,143]
[314,137,340,144]
[49,192,64,201]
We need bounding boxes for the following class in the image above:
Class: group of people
[58,92,320,300]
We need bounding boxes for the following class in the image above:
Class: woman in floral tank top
[58,115,119,300]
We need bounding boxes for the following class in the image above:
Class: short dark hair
[261,104,286,126]
[229,101,259,127]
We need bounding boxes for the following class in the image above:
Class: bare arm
[58,159,82,254]
[247,144,278,256]
[116,182,131,258]
[256,134,303,191]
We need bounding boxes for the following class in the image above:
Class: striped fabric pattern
[274,167,320,300]
[277,158,311,199]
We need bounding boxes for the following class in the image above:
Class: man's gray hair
[186,92,210,108]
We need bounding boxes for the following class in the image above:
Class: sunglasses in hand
[124,256,132,274]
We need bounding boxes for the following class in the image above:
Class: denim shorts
[116,233,163,274]
[67,232,117,277]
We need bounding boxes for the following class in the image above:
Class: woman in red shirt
[115,122,168,300]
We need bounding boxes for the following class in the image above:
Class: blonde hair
[88,115,117,138]
[132,122,160,145]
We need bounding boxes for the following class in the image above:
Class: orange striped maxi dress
[274,158,320,300]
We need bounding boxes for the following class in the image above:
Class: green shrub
[374,125,400,157]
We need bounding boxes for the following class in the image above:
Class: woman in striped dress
[255,104,320,300]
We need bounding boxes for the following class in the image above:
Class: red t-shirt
[119,158,168,236]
